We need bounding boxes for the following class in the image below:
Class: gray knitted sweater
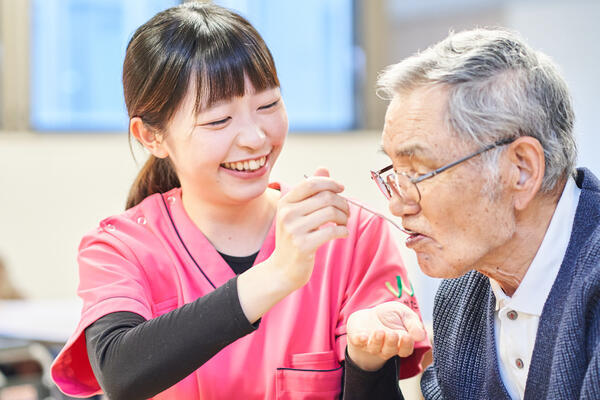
[420,168,600,399]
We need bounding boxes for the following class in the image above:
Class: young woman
[50,3,430,399]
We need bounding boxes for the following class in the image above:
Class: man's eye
[395,166,416,176]
[396,169,421,180]
[411,171,430,180]
[259,99,279,110]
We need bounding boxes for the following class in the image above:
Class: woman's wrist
[347,343,387,372]
[236,258,297,323]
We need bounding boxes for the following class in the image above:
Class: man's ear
[506,136,545,210]
[130,117,169,159]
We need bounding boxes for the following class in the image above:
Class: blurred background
[0,0,598,398]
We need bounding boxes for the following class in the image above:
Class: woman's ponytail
[126,156,180,209]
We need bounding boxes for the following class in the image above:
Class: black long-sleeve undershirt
[85,253,403,399]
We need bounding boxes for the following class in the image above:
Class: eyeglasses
[371,137,516,203]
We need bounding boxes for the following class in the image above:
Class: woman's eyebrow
[195,99,229,115]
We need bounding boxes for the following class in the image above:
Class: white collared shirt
[489,177,581,400]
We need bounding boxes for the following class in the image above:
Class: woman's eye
[259,99,279,110]
[205,117,231,127]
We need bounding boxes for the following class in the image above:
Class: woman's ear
[130,117,169,159]
[506,136,545,210]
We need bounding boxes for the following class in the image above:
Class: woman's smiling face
[160,75,288,205]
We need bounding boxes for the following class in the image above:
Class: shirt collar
[490,176,581,314]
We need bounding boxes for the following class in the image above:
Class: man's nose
[388,192,421,217]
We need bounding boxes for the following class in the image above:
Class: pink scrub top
[51,184,430,399]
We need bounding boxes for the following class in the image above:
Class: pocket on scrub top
[275,351,342,400]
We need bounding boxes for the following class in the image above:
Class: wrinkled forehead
[381,85,453,160]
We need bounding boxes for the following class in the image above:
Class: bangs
[192,27,279,113]
[125,3,280,128]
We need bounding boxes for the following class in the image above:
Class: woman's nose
[237,124,267,149]
[238,122,267,148]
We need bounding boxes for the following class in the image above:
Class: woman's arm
[342,349,404,400]
[85,277,255,400]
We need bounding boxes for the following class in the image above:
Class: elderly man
[371,29,600,399]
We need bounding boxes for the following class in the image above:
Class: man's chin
[415,252,457,279]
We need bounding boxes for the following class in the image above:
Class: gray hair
[377,28,576,193]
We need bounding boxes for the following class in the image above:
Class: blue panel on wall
[31,0,355,131]
[30,0,179,131]
[216,0,356,131]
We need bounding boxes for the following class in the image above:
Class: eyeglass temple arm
[413,137,515,184]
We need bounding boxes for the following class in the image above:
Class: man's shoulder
[577,167,600,193]
[434,271,490,314]
[438,271,488,295]
[569,168,600,270]
[571,219,600,274]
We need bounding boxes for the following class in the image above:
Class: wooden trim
[356,0,388,130]
[0,0,29,131]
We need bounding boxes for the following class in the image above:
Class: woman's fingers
[302,224,349,253]
[380,331,400,359]
[376,301,427,342]
[348,332,368,348]
[312,167,331,178]
[396,307,426,342]
[397,333,415,358]
[403,316,426,342]
[346,302,425,365]
[300,205,349,231]
[365,330,415,359]
[296,190,350,217]
[365,330,384,355]
[351,330,405,359]
[283,176,344,204]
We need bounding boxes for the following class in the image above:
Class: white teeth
[222,155,268,172]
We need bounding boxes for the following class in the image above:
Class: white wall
[506,1,600,176]
[0,133,140,299]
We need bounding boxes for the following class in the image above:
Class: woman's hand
[346,301,426,371]
[270,167,350,290]
[237,168,349,323]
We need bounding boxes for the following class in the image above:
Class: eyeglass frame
[371,136,517,203]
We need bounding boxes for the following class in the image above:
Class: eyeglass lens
[371,168,420,203]
[376,175,392,199]
[385,172,420,203]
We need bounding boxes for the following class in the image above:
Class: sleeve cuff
[225,276,261,333]
[343,347,402,399]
